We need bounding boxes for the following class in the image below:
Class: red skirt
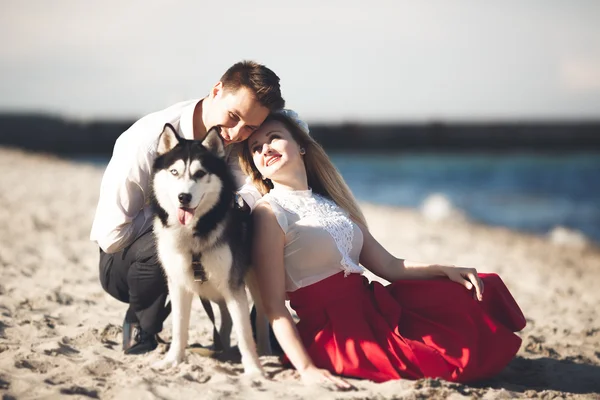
[286,272,526,383]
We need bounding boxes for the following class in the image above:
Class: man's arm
[90,135,153,253]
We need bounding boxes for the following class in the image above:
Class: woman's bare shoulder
[253,200,277,222]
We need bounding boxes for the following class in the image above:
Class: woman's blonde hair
[239,113,367,227]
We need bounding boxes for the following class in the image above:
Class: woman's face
[247,120,303,180]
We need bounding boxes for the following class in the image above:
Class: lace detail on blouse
[266,189,363,276]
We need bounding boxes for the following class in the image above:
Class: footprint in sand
[34,340,80,357]
[0,373,10,390]
[98,323,121,347]
[14,357,53,374]
[84,357,124,378]
[46,288,74,306]
[0,320,10,339]
[59,385,99,399]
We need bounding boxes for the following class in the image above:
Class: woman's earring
[299,147,306,155]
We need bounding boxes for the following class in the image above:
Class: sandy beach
[1,147,599,399]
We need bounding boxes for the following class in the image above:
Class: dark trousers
[98,229,170,334]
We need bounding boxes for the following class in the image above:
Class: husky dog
[150,123,267,375]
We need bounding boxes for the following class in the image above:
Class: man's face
[207,82,270,146]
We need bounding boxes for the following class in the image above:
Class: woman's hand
[299,365,353,390]
[439,265,484,301]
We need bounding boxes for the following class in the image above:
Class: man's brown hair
[220,60,285,111]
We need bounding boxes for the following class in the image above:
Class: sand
[0,147,599,399]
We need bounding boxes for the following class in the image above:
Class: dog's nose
[178,193,192,206]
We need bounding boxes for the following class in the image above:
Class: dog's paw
[243,366,265,379]
[151,353,185,370]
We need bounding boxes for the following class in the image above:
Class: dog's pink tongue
[177,208,194,225]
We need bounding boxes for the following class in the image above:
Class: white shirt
[90,99,261,253]
[257,188,364,292]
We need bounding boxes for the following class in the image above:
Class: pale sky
[0,0,599,122]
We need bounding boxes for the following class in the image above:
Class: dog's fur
[150,123,268,375]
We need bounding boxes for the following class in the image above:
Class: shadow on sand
[187,343,600,394]
[480,356,600,394]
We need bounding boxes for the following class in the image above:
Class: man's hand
[234,193,251,214]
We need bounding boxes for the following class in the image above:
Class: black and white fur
[150,123,268,375]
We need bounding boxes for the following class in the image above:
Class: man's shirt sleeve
[90,127,153,253]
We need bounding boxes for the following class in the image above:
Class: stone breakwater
[1,113,599,155]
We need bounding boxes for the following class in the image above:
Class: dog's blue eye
[170,169,178,176]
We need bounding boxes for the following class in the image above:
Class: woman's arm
[252,203,351,389]
[356,222,484,301]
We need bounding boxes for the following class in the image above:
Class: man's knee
[127,259,167,307]
[98,249,132,303]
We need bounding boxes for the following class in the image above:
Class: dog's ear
[157,123,181,155]
[202,126,225,158]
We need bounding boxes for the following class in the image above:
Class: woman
[239,111,526,388]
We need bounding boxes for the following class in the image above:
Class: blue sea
[331,152,600,243]
[84,152,600,243]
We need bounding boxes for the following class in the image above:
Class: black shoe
[122,320,158,355]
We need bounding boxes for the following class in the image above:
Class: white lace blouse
[257,188,364,292]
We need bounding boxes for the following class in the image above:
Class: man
[91,60,285,355]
